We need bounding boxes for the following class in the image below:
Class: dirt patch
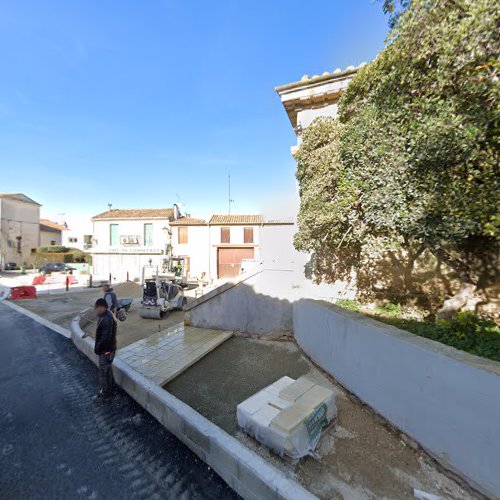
[82,308,186,348]
[165,337,477,500]
[14,283,189,348]
[112,281,143,298]
[14,289,103,328]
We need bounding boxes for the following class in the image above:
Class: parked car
[4,262,19,271]
[39,263,75,275]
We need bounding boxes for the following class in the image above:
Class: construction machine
[139,265,187,319]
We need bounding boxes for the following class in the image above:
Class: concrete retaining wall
[185,269,296,336]
[293,299,500,498]
[71,315,316,500]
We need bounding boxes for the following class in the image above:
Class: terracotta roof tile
[92,208,175,220]
[170,217,207,226]
[39,219,67,232]
[209,214,263,225]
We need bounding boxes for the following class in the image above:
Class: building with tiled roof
[39,219,66,247]
[90,205,182,281]
[275,63,364,154]
[209,214,263,225]
[92,208,175,221]
[39,219,67,232]
[89,202,296,283]
[170,217,207,226]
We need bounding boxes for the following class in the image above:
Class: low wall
[70,314,315,500]
[185,269,296,336]
[293,299,500,498]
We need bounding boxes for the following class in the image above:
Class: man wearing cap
[94,298,117,401]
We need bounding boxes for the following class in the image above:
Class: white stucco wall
[0,198,40,267]
[260,224,300,270]
[91,218,169,281]
[293,299,500,498]
[39,229,62,247]
[171,225,209,279]
[297,103,338,130]
[208,224,261,280]
[92,219,168,250]
[187,269,297,335]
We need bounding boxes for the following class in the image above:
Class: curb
[71,315,317,500]
[2,300,71,339]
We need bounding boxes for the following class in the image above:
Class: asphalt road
[0,304,238,500]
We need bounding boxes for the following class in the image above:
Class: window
[144,223,153,246]
[50,240,56,246]
[69,237,78,243]
[178,226,188,244]
[110,224,119,246]
[244,227,254,244]
[221,227,230,244]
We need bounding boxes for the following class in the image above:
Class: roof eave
[274,67,359,95]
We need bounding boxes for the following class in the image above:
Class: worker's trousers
[98,352,115,395]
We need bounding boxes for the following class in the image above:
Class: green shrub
[336,299,362,312]
[373,311,500,362]
[67,248,92,264]
[38,245,70,253]
[375,303,401,316]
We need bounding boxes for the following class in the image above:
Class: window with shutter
[178,226,188,244]
[221,227,230,243]
[244,227,254,244]
[144,223,153,246]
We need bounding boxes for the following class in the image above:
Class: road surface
[0,304,238,500]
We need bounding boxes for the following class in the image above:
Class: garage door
[217,247,254,279]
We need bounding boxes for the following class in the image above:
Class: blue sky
[0,1,389,221]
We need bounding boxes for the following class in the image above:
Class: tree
[295,0,500,315]
[379,0,412,28]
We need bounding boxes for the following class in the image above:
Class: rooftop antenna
[228,172,234,214]
[107,203,112,212]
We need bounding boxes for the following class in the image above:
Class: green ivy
[295,0,500,299]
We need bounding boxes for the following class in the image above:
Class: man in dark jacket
[102,284,118,315]
[94,298,117,400]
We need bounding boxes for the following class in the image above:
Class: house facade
[62,223,93,251]
[39,219,65,247]
[91,206,181,281]
[0,193,41,268]
[170,214,295,281]
[275,65,361,155]
[171,214,263,281]
[208,215,262,279]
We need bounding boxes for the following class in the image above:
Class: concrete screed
[166,336,477,500]
[13,288,480,500]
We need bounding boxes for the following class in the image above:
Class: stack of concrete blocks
[237,376,336,459]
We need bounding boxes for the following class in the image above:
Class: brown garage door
[217,247,254,279]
